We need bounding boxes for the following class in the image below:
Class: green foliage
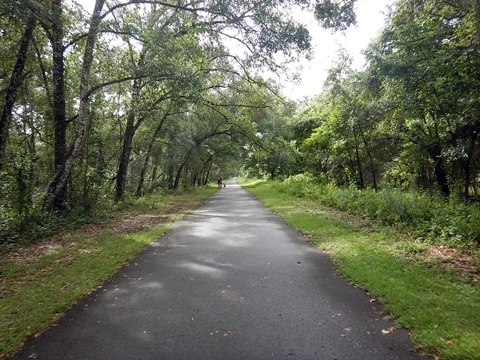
[366,0,480,197]
[280,173,318,197]
[243,180,480,360]
[314,0,357,31]
[278,174,480,249]
[278,0,480,201]
[284,1,480,243]
[429,204,480,250]
[2,0,333,244]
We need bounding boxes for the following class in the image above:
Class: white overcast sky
[283,0,390,100]
[78,0,389,100]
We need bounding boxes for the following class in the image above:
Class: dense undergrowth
[0,188,204,249]
[278,174,480,250]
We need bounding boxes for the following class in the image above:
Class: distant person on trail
[217,176,222,189]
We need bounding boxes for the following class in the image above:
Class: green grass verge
[0,187,216,358]
[239,179,480,360]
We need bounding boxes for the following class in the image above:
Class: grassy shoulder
[239,179,480,360]
[0,187,216,359]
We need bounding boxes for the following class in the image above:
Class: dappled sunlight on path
[13,180,423,360]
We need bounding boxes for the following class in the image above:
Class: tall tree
[44,0,106,210]
[367,0,480,197]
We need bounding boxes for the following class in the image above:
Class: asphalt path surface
[14,181,423,360]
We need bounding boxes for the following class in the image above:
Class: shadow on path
[13,182,423,360]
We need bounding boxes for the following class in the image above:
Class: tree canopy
[2,0,479,244]
[245,0,480,201]
[0,0,360,243]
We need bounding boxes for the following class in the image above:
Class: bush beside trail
[278,174,480,250]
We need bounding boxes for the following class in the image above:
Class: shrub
[281,173,316,198]
[429,203,480,249]
[280,174,480,249]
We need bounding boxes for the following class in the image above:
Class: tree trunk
[148,163,159,192]
[463,159,471,201]
[190,170,194,186]
[135,111,170,197]
[361,132,377,191]
[44,0,105,210]
[115,77,142,201]
[135,152,150,197]
[173,163,185,190]
[52,0,68,209]
[198,154,213,186]
[167,162,174,189]
[114,41,147,200]
[115,110,135,201]
[474,0,480,44]
[462,135,476,201]
[345,148,355,186]
[0,16,35,170]
[428,144,450,197]
[173,152,192,190]
[82,136,90,211]
[204,161,212,186]
[354,142,364,189]
[184,168,190,187]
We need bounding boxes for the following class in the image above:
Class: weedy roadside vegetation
[280,173,480,250]
[0,187,216,359]
[240,178,479,360]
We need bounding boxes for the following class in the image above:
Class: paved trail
[14,182,422,359]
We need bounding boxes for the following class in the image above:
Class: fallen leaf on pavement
[381,326,396,335]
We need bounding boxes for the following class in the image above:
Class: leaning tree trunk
[204,161,213,186]
[173,162,186,190]
[44,0,105,210]
[172,130,229,189]
[197,154,213,187]
[135,111,170,197]
[173,151,193,190]
[0,16,35,170]
[135,146,155,197]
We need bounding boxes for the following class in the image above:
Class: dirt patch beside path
[424,245,479,282]
[5,213,172,266]
[110,214,169,234]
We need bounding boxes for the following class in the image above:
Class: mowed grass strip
[0,188,216,359]
[240,180,480,360]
